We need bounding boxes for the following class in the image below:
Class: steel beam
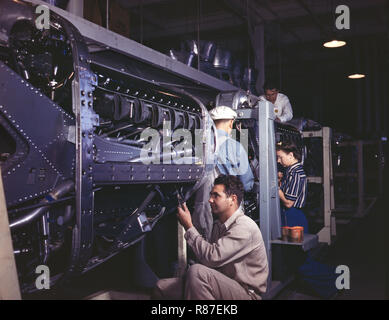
[23,0,238,92]
[294,0,331,38]
[258,100,281,291]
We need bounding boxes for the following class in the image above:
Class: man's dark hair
[276,141,302,162]
[214,175,244,206]
[263,80,280,91]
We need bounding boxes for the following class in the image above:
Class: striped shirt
[280,162,307,208]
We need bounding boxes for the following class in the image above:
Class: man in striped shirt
[276,141,309,232]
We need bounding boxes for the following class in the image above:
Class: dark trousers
[281,207,309,233]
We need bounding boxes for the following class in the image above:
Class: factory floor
[275,198,388,300]
[24,199,388,300]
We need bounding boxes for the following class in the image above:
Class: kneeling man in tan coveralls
[152,175,269,300]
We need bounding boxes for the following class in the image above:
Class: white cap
[209,106,237,120]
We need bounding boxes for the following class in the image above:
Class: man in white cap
[209,106,254,190]
[191,105,254,242]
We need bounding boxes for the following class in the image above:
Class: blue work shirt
[216,129,254,191]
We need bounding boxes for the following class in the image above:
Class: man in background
[260,81,293,123]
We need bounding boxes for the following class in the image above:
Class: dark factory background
[45,0,389,138]
[85,0,388,140]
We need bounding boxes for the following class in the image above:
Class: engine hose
[9,180,74,229]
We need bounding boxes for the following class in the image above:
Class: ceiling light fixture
[323,39,346,48]
[347,73,366,79]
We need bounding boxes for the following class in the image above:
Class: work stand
[235,102,321,299]
[332,139,384,222]
[302,127,336,244]
[257,103,319,299]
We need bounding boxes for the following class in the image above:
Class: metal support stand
[250,24,265,95]
[302,127,335,244]
[257,101,282,297]
[354,140,364,218]
[335,139,383,219]
[237,102,286,299]
[66,0,84,17]
[0,168,21,300]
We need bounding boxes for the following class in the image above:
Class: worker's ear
[230,194,237,205]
